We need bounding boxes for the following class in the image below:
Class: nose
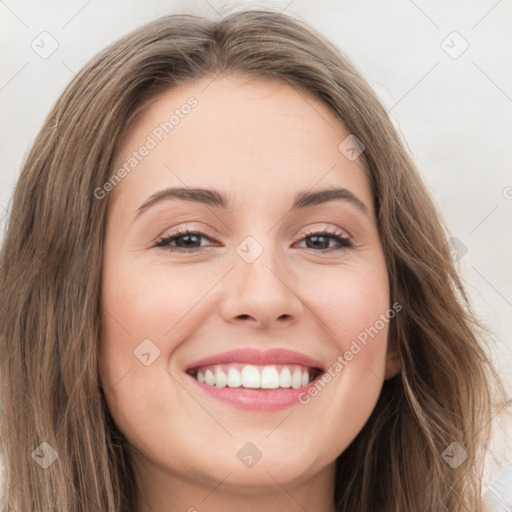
[219,242,304,329]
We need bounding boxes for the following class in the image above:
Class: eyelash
[154,227,353,252]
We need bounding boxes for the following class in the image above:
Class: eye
[293,228,353,251]
[155,227,352,252]
[155,227,218,252]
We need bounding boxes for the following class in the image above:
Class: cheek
[97,267,183,448]
[297,261,391,407]
[98,268,178,378]
[97,257,219,400]
[100,254,210,342]
[299,261,389,346]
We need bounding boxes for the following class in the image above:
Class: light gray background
[1,0,511,485]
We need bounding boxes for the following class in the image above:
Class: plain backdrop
[0,0,511,487]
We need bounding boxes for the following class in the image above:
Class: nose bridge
[237,234,284,291]
[220,233,303,327]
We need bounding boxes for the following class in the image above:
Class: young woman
[0,8,507,512]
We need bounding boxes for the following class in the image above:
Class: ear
[384,336,401,380]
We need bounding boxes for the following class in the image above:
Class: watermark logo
[237,442,262,468]
[447,237,468,262]
[338,134,365,161]
[31,441,58,469]
[441,442,468,468]
[134,338,161,366]
[31,31,59,59]
[441,31,469,60]
[235,236,264,264]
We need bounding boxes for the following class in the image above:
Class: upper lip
[184,348,324,371]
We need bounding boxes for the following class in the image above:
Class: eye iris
[307,235,329,249]
[176,233,200,248]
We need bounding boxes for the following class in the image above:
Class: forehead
[110,74,373,216]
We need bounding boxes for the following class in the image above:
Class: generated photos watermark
[298,302,402,405]
[93,96,198,200]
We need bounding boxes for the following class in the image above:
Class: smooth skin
[98,74,401,512]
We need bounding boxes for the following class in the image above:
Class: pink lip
[183,348,324,411]
[184,372,322,411]
[184,348,324,371]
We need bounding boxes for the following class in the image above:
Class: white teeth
[215,367,227,388]
[261,366,280,389]
[301,369,309,387]
[241,365,260,388]
[291,369,302,389]
[205,369,215,386]
[279,367,292,388]
[227,367,242,388]
[193,364,317,390]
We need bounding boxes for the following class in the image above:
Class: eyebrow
[135,186,369,218]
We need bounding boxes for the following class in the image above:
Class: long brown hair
[0,8,505,511]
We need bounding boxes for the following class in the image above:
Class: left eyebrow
[134,186,369,218]
[291,187,369,215]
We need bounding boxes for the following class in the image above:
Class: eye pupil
[177,233,200,247]
[307,235,329,249]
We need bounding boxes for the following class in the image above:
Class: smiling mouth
[186,363,323,390]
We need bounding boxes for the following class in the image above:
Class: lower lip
[185,372,322,411]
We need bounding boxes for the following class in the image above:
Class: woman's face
[99,74,400,505]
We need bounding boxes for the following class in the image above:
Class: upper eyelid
[158,225,350,240]
[159,220,351,237]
